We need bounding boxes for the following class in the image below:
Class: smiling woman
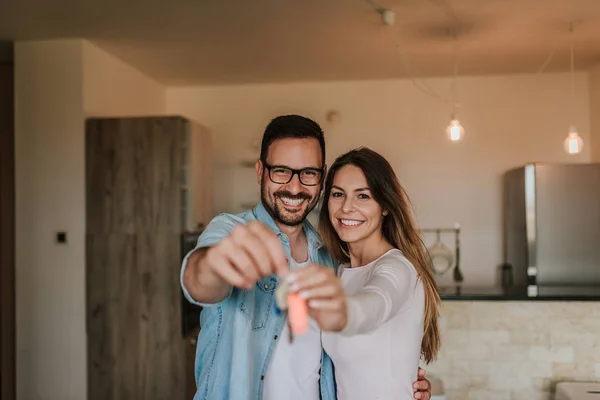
[328,164,385,244]
[317,146,441,400]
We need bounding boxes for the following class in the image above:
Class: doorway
[0,42,15,400]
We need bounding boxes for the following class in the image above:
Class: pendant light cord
[570,22,574,124]
[451,28,459,117]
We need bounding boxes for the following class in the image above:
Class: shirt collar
[252,201,323,249]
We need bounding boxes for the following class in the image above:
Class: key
[275,280,294,343]
[275,280,289,311]
[287,316,294,344]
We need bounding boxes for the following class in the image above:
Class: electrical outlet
[56,232,67,244]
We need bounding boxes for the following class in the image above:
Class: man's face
[257,138,325,227]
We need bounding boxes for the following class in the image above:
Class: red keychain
[287,292,309,335]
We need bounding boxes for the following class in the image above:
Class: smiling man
[181,115,432,400]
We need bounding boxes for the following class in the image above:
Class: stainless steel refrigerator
[503,162,600,296]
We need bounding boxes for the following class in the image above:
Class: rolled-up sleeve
[180,213,242,306]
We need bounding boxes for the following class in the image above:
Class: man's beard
[261,186,317,227]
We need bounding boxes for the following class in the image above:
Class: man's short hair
[260,115,326,165]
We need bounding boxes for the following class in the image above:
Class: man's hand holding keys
[202,221,290,289]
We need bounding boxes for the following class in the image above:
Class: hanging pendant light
[564,22,583,155]
[564,125,584,154]
[446,116,464,141]
[447,28,464,142]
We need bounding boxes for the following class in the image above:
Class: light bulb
[446,119,464,142]
[563,126,583,155]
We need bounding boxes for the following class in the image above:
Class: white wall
[166,72,591,286]
[83,41,165,116]
[590,63,600,162]
[14,39,165,400]
[15,39,86,400]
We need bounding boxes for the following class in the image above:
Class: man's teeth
[340,219,363,226]
[281,197,304,206]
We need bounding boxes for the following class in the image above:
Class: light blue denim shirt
[180,202,338,400]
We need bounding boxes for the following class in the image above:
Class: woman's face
[328,164,386,245]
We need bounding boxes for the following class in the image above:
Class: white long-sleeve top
[321,248,425,400]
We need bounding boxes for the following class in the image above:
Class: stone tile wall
[425,301,600,400]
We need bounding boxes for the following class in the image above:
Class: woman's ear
[382,209,389,216]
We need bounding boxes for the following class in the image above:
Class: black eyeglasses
[262,160,324,186]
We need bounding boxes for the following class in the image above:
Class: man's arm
[180,214,239,306]
[180,217,290,306]
[182,247,232,304]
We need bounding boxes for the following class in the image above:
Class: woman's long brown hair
[318,147,441,364]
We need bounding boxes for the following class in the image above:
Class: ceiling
[1,0,600,85]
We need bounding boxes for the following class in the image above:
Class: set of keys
[275,279,308,344]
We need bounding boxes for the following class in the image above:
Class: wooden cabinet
[85,116,212,400]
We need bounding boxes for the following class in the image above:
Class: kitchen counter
[439,285,600,301]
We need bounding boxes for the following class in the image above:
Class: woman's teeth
[340,219,364,227]
[281,197,304,207]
